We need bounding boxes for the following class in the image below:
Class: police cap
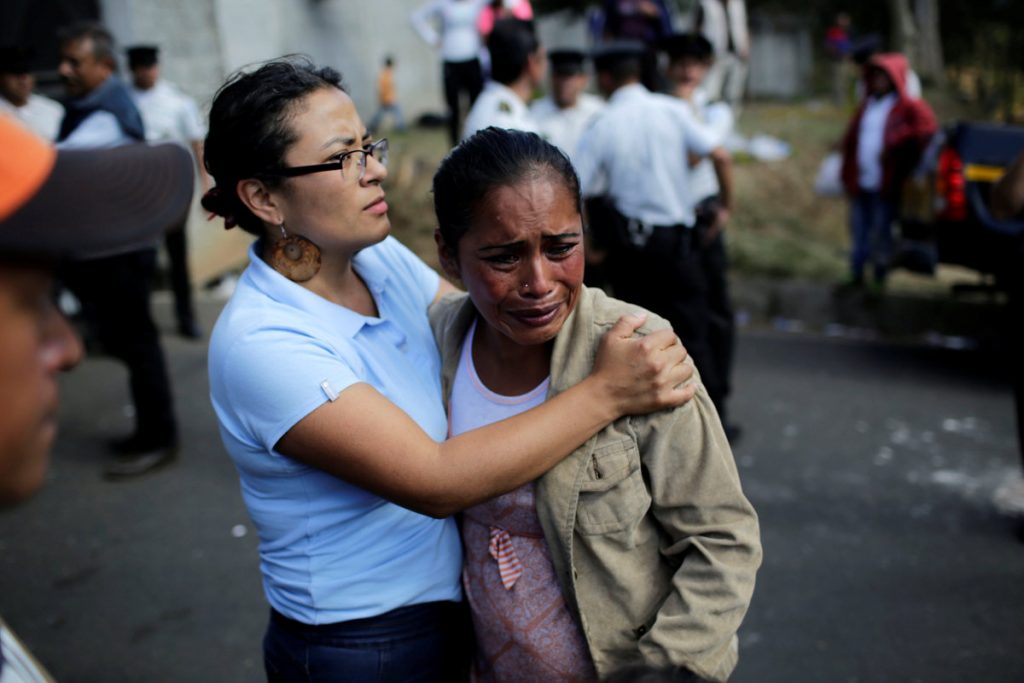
[126,45,159,69]
[548,49,587,76]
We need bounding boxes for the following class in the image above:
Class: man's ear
[237,179,282,226]
[434,229,461,281]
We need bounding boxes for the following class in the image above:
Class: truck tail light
[935,147,967,221]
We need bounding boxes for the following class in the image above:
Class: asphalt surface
[0,296,1021,682]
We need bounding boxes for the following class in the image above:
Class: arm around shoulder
[276,311,693,519]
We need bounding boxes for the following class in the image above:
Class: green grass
[728,100,849,282]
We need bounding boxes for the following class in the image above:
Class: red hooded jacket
[840,53,938,200]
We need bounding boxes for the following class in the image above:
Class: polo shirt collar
[243,241,393,339]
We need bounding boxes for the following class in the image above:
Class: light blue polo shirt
[208,237,462,624]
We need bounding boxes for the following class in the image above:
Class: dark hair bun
[201,186,239,229]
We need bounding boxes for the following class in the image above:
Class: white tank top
[448,319,550,436]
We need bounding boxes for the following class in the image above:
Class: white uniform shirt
[130,80,205,148]
[0,94,63,141]
[530,92,604,168]
[576,83,717,227]
[678,88,733,201]
[856,92,897,191]
[461,81,538,141]
[412,0,513,62]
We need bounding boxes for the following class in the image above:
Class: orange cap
[0,116,56,223]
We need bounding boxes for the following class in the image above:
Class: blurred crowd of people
[408,1,749,433]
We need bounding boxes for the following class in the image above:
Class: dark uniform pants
[164,219,197,332]
[62,248,177,442]
[695,196,736,415]
[586,197,731,421]
[442,58,484,147]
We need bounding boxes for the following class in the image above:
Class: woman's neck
[309,250,379,317]
[263,242,379,317]
[471,319,552,396]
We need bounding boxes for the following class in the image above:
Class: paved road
[1,297,1021,682]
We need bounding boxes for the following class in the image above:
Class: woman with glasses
[201,58,695,682]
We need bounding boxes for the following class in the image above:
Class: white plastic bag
[814,152,843,197]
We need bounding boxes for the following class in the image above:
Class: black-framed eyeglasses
[273,138,389,181]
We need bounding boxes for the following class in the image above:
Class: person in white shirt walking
[412,0,517,146]
[693,0,749,112]
[127,45,207,340]
[662,32,740,438]
[530,48,604,168]
[0,47,64,142]
[461,18,543,141]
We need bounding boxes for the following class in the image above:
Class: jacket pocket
[576,438,650,535]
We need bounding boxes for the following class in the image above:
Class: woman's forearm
[276,318,693,518]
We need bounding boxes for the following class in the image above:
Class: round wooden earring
[269,225,321,282]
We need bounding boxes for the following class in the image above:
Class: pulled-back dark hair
[487,19,539,85]
[202,57,344,235]
[432,127,581,251]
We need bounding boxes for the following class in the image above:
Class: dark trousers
[264,602,470,683]
[442,58,484,146]
[587,198,729,420]
[849,190,895,284]
[164,220,196,331]
[696,198,736,417]
[62,248,177,442]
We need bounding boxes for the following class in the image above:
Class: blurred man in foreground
[0,115,192,679]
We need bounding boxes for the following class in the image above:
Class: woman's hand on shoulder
[592,313,697,417]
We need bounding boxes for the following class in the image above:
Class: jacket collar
[435,286,602,400]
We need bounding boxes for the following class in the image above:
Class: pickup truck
[897,121,1024,289]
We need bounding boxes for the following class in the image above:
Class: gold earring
[268,224,321,282]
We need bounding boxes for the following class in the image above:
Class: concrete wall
[100,0,225,109]
[747,14,813,99]
[101,0,447,120]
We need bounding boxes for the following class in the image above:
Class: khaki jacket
[429,287,762,681]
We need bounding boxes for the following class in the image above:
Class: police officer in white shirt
[461,18,543,141]
[577,41,735,430]
[0,47,64,142]
[530,48,604,168]
[662,32,740,438]
[127,45,206,340]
